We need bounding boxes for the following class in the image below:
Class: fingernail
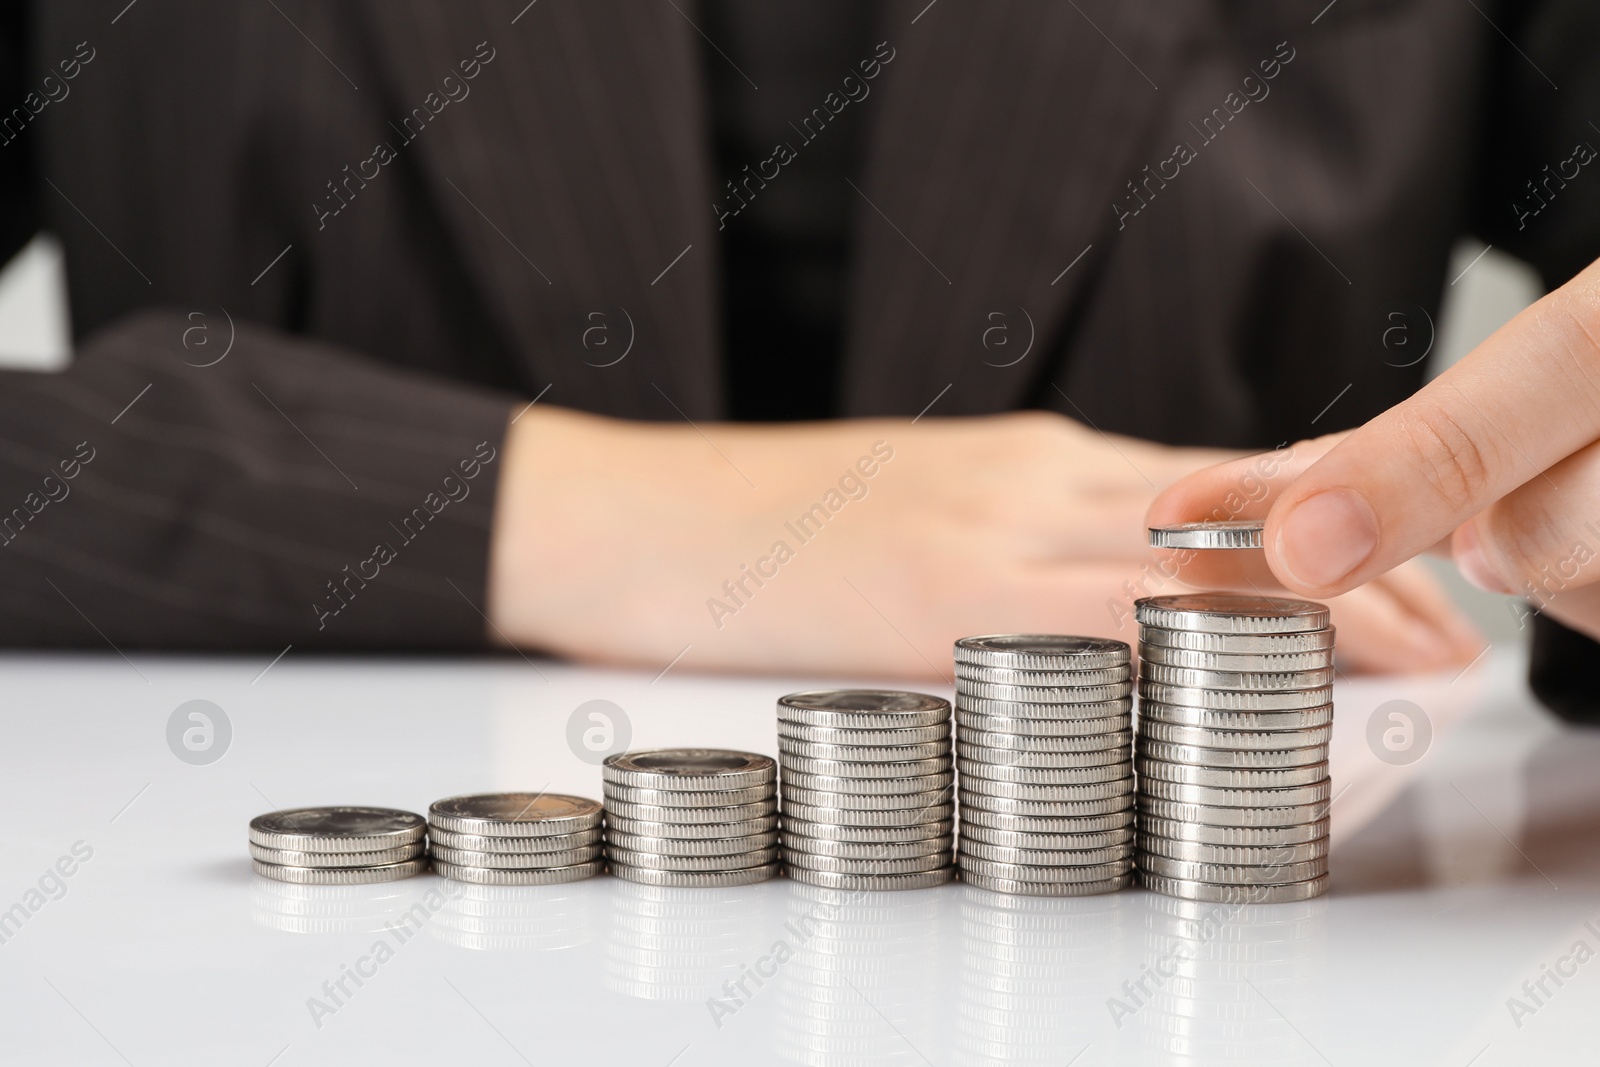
[1274,489,1379,589]
[1454,523,1514,595]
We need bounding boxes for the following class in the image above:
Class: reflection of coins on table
[429,793,604,885]
[249,806,427,884]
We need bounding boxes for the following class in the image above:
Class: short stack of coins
[249,806,428,884]
[428,793,604,885]
[1134,593,1334,903]
[602,749,781,887]
[953,636,1137,895]
[776,690,956,890]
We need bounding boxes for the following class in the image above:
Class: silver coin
[1139,643,1333,673]
[784,850,952,875]
[785,866,955,891]
[1136,739,1327,768]
[1138,698,1334,726]
[602,782,773,807]
[247,841,424,868]
[956,710,1130,736]
[604,814,778,840]
[1138,816,1329,847]
[956,742,1129,768]
[1137,796,1331,828]
[777,722,951,746]
[779,785,952,811]
[249,806,426,852]
[780,770,954,796]
[606,845,780,872]
[959,840,1134,866]
[781,800,954,827]
[1140,871,1329,903]
[1139,854,1327,884]
[428,793,603,838]
[958,790,1131,817]
[251,857,428,884]
[433,859,604,886]
[960,728,1132,753]
[1137,720,1333,750]
[432,844,602,869]
[603,798,778,824]
[959,823,1134,850]
[779,738,948,762]
[956,679,1134,704]
[1140,625,1336,654]
[959,778,1134,803]
[958,759,1132,785]
[779,815,954,843]
[1147,520,1263,550]
[957,808,1134,834]
[1140,663,1336,691]
[610,862,781,887]
[605,829,779,856]
[954,663,1133,687]
[1134,595,1331,634]
[1135,758,1330,789]
[961,870,1133,896]
[777,690,950,729]
[427,827,603,853]
[1138,834,1328,865]
[603,749,776,790]
[780,833,950,860]
[1140,777,1331,808]
[779,753,951,779]
[954,635,1131,671]
[957,856,1134,883]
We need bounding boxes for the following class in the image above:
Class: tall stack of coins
[428,793,604,885]
[952,636,1136,895]
[249,806,428,884]
[603,749,781,887]
[1133,593,1334,903]
[776,690,956,890]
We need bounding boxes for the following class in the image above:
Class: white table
[0,648,1592,1065]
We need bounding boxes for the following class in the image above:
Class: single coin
[779,815,954,843]
[1139,643,1334,673]
[960,778,1134,804]
[1140,625,1336,654]
[603,798,777,824]
[603,749,775,791]
[780,800,954,827]
[1138,854,1327,884]
[1137,834,1328,865]
[602,782,773,807]
[1147,519,1264,550]
[953,663,1133,687]
[432,844,601,869]
[1135,758,1330,789]
[610,862,781,888]
[777,722,951,746]
[956,710,1129,737]
[249,807,426,852]
[961,870,1133,896]
[251,858,428,884]
[605,845,780,872]
[960,728,1132,754]
[1137,796,1331,828]
[958,808,1134,834]
[605,830,779,857]
[1138,816,1329,847]
[1136,720,1332,750]
[1136,740,1327,769]
[778,753,951,779]
[779,770,954,796]
[777,690,950,730]
[779,738,948,762]
[433,859,604,886]
[954,635,1131,671]
[779,785,952,811]
[784,850,952,875]
[604,814,777,840]
[785,866,955,891]
[956,680,1133,704]
[959,840,1134,866]
[957,856,1134,884]
[427,827,603,853]
[958,790,1131,818]
[780,833,950,860]
[958,759,1131,785]
[1138,698,1334,726]
[1134,594,1331,634]
[1140,777,1331,808]
[956,743,1129,768]
[959,823,1134,850]
[1140,871,1329,903]
[1140,663,1336,691]
[248,842,423,868]
[428,793,602,838]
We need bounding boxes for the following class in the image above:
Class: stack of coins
[602,749,780,887]
[249,806,427,884]
[952,636,1136,896]
[1133,593,1334,903]
[777,690,956,890]
[428,793,604,885]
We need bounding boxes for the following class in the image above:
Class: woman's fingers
[1323,561,1483,674]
